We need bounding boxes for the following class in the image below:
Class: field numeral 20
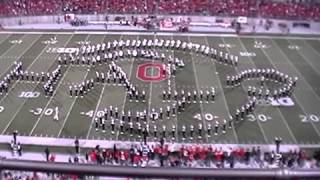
[300,114,319,123]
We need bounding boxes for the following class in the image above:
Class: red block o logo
[137,63,167,82]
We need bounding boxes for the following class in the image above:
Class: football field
[0,31,319,146]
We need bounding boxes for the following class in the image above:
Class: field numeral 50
[299,114,319,123]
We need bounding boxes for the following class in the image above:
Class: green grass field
[0,32,319,146]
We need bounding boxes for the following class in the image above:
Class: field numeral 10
[299,114,319,123]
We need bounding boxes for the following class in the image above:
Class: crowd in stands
[0,0,319,21]
[2,132,320,179]
[2,142,320,179]
[78,143,320,169]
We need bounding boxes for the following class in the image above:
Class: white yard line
[204,36,239,143]
[287,40,320,76]
[256,38,298,143]
[169,36,180,141]
[1,134,320,149]
[57,35,92,138]
[0,35,28,78]
[0,34,11,44]
[170,45,179,139]
[85,81,107,139]
[57,69,90,138]
[188,36,209,142]
[303,40,320,59]
[1,36,55,134]
[29,35,74,135]
[146,35,156,139]
[226,37,268,144]
[85,35,111,139]
[0,35,42,103]
[269,39,320,139]
[115,36,135,141]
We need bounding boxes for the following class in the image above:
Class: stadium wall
[0,14,317,27]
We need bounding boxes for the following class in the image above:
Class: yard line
[57,35,92,138]
[145,34,157,141]
[224,37,268,143]
[168,35,179,141]
[29,35,74,135]
[85,79,107,139]
[115,35,135,141]
[303,40,320,59]
[0,35,43,103]
[256,38,298,143]
[269,39,320,139]
[86,34,124,140]
[0,34,11,44]
[188,36,209,143]
[0,35,28,78]
[204,36,239,143]
[287,40,320,76]
[1,36,56,134]
[57,69,90,138]
[271,38,320,102]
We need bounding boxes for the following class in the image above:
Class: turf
[0,32,319,145]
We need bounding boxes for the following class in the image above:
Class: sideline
[0,30,319,40]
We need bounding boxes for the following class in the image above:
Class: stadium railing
[0,159,320,179]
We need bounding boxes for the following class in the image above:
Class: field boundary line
[1,31,319,40]
[0,134,319,149]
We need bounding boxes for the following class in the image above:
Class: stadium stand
[0,0,319,21]
[1,142,320,179]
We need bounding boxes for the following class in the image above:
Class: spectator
[17,142,22,156]
[44,147,50,162]
[0,0,319,21]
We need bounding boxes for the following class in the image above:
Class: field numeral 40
[82,110,105,118]
[300,114,319,123]
[194,113,219,121]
